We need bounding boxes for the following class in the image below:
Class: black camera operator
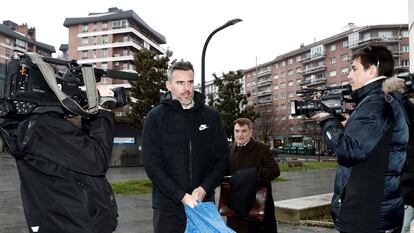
[310,44,408,233]
[0,54,124,233]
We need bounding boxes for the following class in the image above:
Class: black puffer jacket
[319,79,408,232]
[401,97,414,206]
[142,91,229,211]
[0,111,118,233]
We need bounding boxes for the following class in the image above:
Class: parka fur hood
[382,75,408,94]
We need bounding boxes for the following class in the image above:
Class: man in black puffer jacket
[311,44,408,233]
[142,59,229,233]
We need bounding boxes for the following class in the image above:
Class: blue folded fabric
[184,202,236,233]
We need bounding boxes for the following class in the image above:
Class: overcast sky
[0,0,409,84]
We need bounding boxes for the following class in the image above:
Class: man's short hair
[351,44,394,77]
[167,59,194,80]
[233,118,252,129]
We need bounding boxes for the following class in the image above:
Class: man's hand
[310,112,331,122]
[181,193,198,208]
[191,186,206,202]
[96,85,114,97]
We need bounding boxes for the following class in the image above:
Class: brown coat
[227,138,280,233]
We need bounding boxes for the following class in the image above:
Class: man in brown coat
[227,118,280,233]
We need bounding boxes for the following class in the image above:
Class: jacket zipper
[189,139,193,187]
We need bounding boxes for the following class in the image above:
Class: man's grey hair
[167,59,194,80]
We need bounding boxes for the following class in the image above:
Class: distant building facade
[63,7,167,166]
[244,23,410,151]
[0,20,55,63]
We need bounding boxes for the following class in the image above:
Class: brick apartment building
[63,7,166,84]
[243,23,410,152]
[0,20,55,63]
[63,7,167,166]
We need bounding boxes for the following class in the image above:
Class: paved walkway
[0,153,338,233]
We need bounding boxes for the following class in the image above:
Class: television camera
[397,72,414,93]
[290,84,353,118]
[0,52,138,118]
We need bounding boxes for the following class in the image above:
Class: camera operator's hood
[382,75,408,94]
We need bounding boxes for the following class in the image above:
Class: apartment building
[63,7,166,85]
[63,7,167,166]
[244,23,410,151]
[0,20,55,63]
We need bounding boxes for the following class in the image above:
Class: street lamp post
[201,18,242,96]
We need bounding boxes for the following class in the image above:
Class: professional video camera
[397,72,414,93]
[290,84,353,118]
[0,52,138,118]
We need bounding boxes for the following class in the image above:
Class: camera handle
[26,53,99,117]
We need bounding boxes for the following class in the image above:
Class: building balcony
[257,79,272,87]
[300,65,326,76]
[257,90,272,97]
[255,69,272,78]
[348,36,402,49]
[301,52,326,64]
[307,77,327,87]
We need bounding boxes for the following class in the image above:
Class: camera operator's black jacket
[401,96,414,207]
[0,110,118,233]
[142,91,229,211]
[319,79,408,232]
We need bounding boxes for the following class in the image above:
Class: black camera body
[0,53,137,117]
[290,85,353,118]
[397,72,414,93]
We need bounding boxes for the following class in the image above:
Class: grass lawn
[111,161,338,195]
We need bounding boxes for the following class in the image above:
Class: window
[113,20,128,29]
[401,45,409,53]
[82,51,88,59]
[93,50,97,59]
[401,31,409,37]
[281,61,286,66]
[296,79,301,84]
[5,37,11,45]
[144,41,150,50]
[342,40,348,48]
[273,74,279,80]
[102,49,108,58]
[341,67,349,75]
[123,49,129,56]
[102,35,108,44]
[281,94,286,99]
[274,94,279,100]
[82,37,88,46]
[378,31,392,39]
[82,24,88,33]
[288,58,293,65]
[101,63,108,70]
[16,39,26,48]
[329,70,337,77]
[295,67,302,73]
[401,60,410,67]
[93,36,97,45]
[329,57,336,64]
[93,24,97,32]
[280,72,286,78]
[102,22,108,31]
[330,44,336,51]
[274,63,278,69]
[288,80,293,86]
[340,54,349,61]
[287,69,293,76]
[348,32,360,47]
[296,56,301,62]
[281,82,286,88]
[288,92,294,98]
[274,85,279,90]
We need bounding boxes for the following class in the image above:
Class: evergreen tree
[128,49,172,129]
[210,70,259,140]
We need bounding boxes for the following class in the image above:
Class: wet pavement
[0,153,338,233]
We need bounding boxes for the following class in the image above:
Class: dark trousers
[153,208,186,233]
